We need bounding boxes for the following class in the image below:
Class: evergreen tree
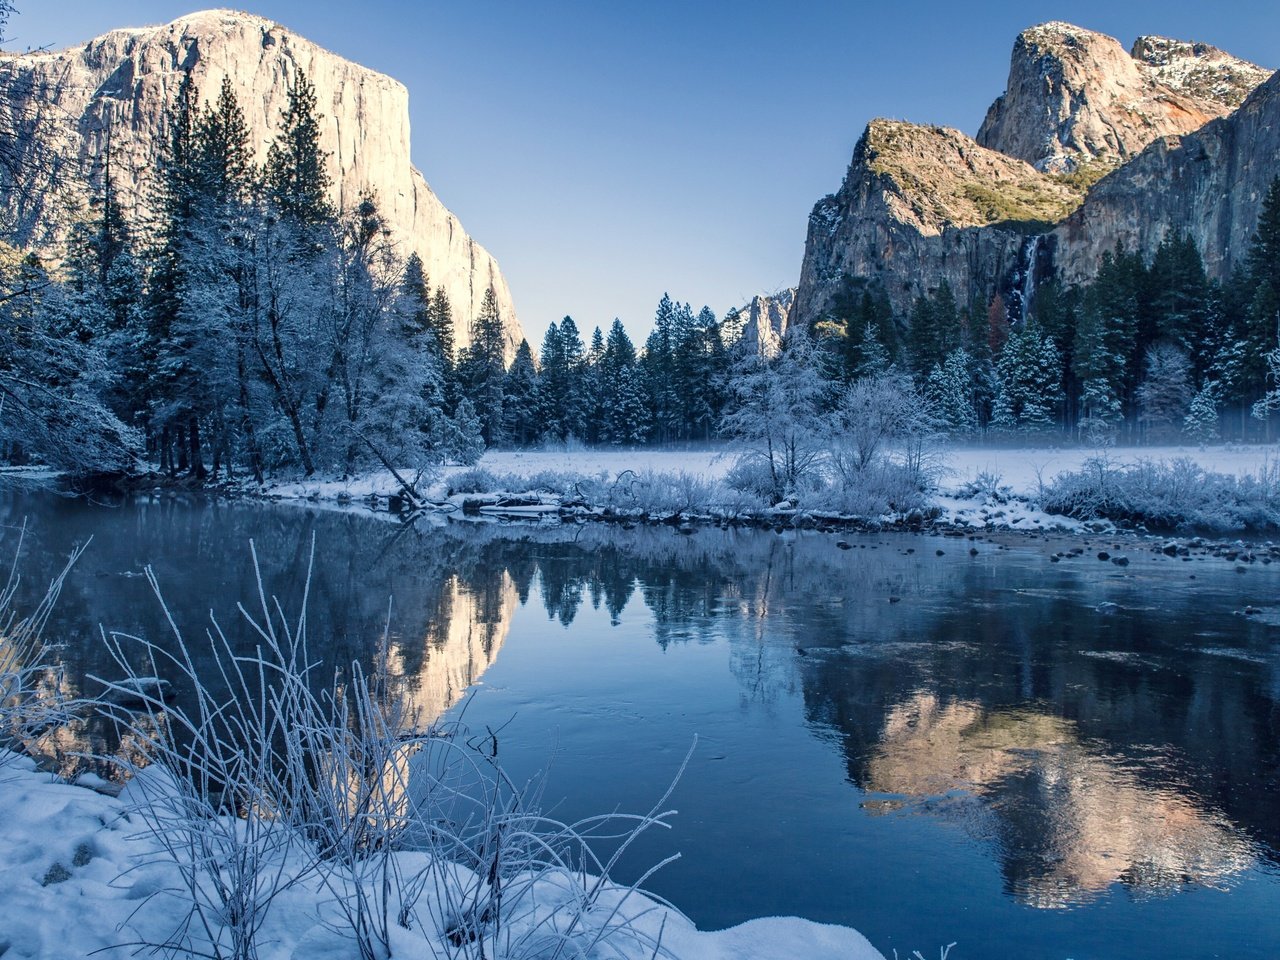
[457,287,507,445]
[144,71,204,475]
[502,339,541,444]
[610,364,650,445]
[1184,381,1222,443]
[1136,343,1194,439]
[641,293,679,442]
[582,326,606,444]
[430,285,457,403]
[926,348,977,435]
[907,281,959,380]
[992,321,1062,433]
[538,316,586,441]
[265,69,333,227]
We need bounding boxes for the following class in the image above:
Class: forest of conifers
[3,67,1280,480]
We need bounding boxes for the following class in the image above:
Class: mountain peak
[1,11,523,354]
[978,22,1270,170]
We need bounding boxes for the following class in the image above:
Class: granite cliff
[792,22,1274,331]
[0,9,523,354]
[735,288,795,357]
[977,22,1268,172]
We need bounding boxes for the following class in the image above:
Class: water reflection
[865,691,1256,908]
[4,487,1280,945]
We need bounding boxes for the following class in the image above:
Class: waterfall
[1019,235,1043,324]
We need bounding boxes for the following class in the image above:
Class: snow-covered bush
[447,467,502,495]
[1043,456,1280,531]
[811,461,930,518]
[605,470,718,516]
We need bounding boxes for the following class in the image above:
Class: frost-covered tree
[721,327,829,502]
[1137,343,1193,439]
[641,293,679,442]
[538,315,585,441]
[1250,344,1280,425]
[992,321,1061,434]
[502,339,541,445]
[925,348,976,435]
[609,364,650,445]
[456,287,507,445]
[1185,381,1221,443]
[829,371,933,480]
[0,247,139,472]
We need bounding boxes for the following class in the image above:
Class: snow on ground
[0,751,886,960]
[466,445,735,483]
[467,442,1280,501]
[251,442,1280,533]
[938,444,1279,497]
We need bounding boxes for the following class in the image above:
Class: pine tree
[429,285,457,403]
[610,364,651,445]
[265,69,333,227]
[582,326,606,444]
[1184,381,1221,443]
[907,282,959,380]
[641,293,678,442]
[502,339,541,444]
[457,287,507,445]
[144,71,203,475]
[926,348,977,435]
[992,321,1062,433]
[853,320,890,379]
[1136,343,1193,439]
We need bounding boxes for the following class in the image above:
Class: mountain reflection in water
[864,691,1256,908]
[5,488,1280,957]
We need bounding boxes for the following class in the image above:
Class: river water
[3,487,1279,959]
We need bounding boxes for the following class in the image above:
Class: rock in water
[0,9,524,358]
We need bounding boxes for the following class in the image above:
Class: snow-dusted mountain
[791,21,1275,329]
[0,8,524,355]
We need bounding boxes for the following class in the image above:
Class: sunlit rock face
[0,8,523,356]
[791,21,1274,330]
[791,119,1073,321]
[976,22,1269,171]
[1053,70,1280,287]
[864,692,1256,908]
[390,572,519,725]
[735,288,795,357]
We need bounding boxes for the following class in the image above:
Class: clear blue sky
[9,2,1277,343]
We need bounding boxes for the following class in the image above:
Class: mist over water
[5,488,1279,959]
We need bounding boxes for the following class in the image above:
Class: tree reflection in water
[5,487,1279,924]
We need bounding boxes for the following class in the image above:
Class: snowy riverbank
[245,443,1280,534]
[0,751,885,959]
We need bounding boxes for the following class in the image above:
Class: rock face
[976,22,1268,172]
[792,21,1274,331]
[1054,69,1280,285]
[792,120,1074,323]
[736,288,795,356]
[0,9,523,355]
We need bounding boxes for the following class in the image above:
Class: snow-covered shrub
[956,470,1011,503]
[608,471,717,516]
[447,467,501,495]
[813,461,929,518]
[1042,456,1280,531]
[724,458,777,502]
